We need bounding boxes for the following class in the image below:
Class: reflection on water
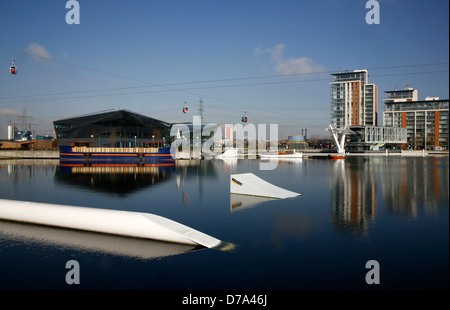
[330,158,377,235]
[1,157,447,227]
[1,159,58,184]
[230,194,278,212]
[329,157,449,234]
[51,159,219,198]
[0,156,448,290]
[55,164,176,196]
[380,157,449,217]
[0,159,219,261]
[0,220,201,260]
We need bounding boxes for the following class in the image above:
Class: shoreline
[0,150,59,159]
[0,148,448,160]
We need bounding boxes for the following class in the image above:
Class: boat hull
[259,153,303,159]
[329,154,345,160]
[59,146,174,164]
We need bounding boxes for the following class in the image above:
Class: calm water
[0,156,448,291]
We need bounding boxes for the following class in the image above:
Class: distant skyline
[0,0,448,139]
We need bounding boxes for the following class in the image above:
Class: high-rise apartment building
[384,87,418,103]
[383,89,449,150]
[330,70,378,128]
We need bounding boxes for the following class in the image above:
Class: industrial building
[1,120,55,150]
[53,109,172,147]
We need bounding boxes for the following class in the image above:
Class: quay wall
[0,150,59,159]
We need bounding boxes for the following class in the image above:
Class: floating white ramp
[0,199,221,248]
[230,173,301,199]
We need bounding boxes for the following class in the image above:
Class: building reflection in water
[330,158,377,235]
[174,159,218,204]
[329,157,448,234]
[55,162,176,196]
[53,159,219,201]
[380,157,449,217]
[1,159,219,260]
[2,159,58,182]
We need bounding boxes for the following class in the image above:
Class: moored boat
[329,153,345,160]
[259,150,303,159]
[59,141,174,164]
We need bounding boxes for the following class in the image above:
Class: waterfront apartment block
[330,69,378,128]
[383,91,449,150]
[384,87,418,103]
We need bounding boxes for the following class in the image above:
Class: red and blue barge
[59,141,174,165]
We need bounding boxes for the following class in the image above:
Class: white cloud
[0,108,21,116]
[254,44,285,59]
[254,44,325,75]
[25,43,51,61]
[276,56,326,75]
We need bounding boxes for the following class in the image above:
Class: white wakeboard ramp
[230,173,301,199]
[0,199,220,249]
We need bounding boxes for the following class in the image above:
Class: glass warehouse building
[53,109,172,147]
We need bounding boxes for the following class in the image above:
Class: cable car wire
[1,44,448,127]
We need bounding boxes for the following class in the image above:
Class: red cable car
[241,111,248,123]
[182,103,189,114]
[10,60,17,75]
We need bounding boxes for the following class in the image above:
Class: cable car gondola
[10,60,17,75]
[182,102,189,114]
[241,111,248,123]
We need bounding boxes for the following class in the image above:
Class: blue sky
[0,0,448,138]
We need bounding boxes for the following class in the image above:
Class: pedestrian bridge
[328,125,407,153]
[364,126,407,144]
